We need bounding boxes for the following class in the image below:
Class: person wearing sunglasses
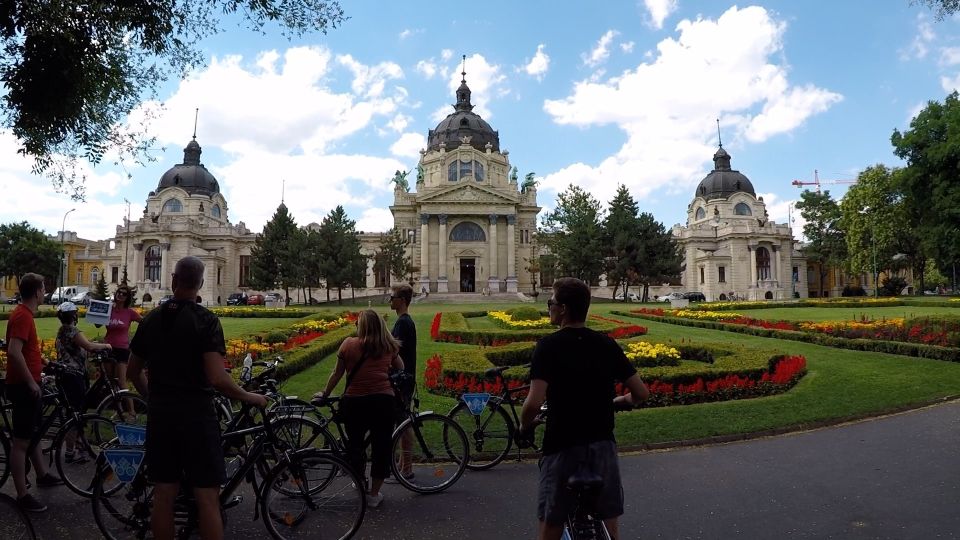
[103,285,143,417]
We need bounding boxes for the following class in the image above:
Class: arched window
[162,198,183,213]
[734,202,752,216]
[756,247,771,280]
[473,160,484,181]
[695,207,706,220]
[449,221,486,242]
[448,161,458,182]
[144,245,162,282]
[459,159,473,179]
[91,267,99,285]
[211,204,222,218]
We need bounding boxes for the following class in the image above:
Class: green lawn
[691,305,960,322]
[1,315,303,342]
[282,302,960,446]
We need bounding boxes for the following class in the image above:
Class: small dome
[427,70,500,153]
[157,138,220,196]
[695,146,755,199]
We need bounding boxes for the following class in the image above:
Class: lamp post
[872,235,877,298]
[60,208,76,295]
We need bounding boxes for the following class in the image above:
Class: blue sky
[2,0,958,241]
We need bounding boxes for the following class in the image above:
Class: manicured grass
[700,305,960,322]
[283,303,960,446]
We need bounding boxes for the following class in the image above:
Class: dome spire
[713,119,731,171]
[455,54,474,112]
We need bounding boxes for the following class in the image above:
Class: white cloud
[939,46,960,66]
[620,41,635,53]
[398,29,424,40]
[355,207,395,234]
[541,6,841,208]
[441,49,454,61]
[643,0,678,30]
[336,54,404,98]
[523,44,550,81]
[940,73,960,92]
[385,114,412,133]
[416,59,438,79]
[440,53,507,120]
[900,15,935,60]
[390,132,426,160]
[582,30,619,68]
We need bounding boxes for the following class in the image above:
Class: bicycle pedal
[223,495,243,510]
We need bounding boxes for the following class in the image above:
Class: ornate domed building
[101,137,257,304]
[671,146,807,301]
[381,67,541,294]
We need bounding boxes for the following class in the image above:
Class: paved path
[6,400,959,539]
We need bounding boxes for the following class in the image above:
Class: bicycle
[447,364,540,470]
[0,362,118,497]
[0,492,37,539]
[91,393,367,540]
[312,387,471,494]
[85,349,148,425]
[560,460,613,540]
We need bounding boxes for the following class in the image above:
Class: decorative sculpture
[390,170,411,192]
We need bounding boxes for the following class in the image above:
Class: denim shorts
[537,439,624,525]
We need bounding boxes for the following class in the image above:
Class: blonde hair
[356,309,401,359]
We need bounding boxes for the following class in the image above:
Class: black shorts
[6,383,43,440]
[537,440,624,525]
[108,348,131,364]
[146,404,224,488]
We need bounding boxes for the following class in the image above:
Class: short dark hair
[114,285,133,308]
[19,273,44,299]
[392,284,413,306]
[553,277,591,322]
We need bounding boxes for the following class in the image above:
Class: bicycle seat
[567,470,603,491]
[484,366,510,378]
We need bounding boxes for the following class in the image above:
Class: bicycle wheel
[266,416,338,495]
[96,392,148,425]
[448,401,514,470]
[391,413,469,494]
[54,414,120,497]
[0,429,11,489]
[261,450,365,540]
[91,463,153,540]
[0,492,36,539]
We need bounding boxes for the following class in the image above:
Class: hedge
[274,325,355,380]
[615,310,960,363]
[685,298,960,312]
[430,312,647,345]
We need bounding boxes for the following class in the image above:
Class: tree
[0,1,346,199]
[0,222,61,284]
[602,185,642,301]
[92,271,109,301]
[632,213,683,302]
[540,185,605,284]
[316,206,367,303]
[913,0,960,19]
[795,190,847,298]
[250,204,301,305]
[891,92,960,292]
[375,229,411,284]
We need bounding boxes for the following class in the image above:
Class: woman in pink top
[103,285,142,414]
[313,309,403,509]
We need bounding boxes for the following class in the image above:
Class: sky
[2,0,959,242]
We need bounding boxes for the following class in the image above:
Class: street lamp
[858,207,877,297]
[60,208,76,295]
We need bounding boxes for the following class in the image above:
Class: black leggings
[340,394,395,481]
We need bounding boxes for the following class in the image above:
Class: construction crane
[791,170,857,192]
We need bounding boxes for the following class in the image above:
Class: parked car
[264,292,283,305]
[226,292,248,306]
[158,294,175,305]
[682,291,706,302]
[70,290,94,306]
[5,292,21,304]
[51,286,87,304]
[658,292,685,302]
[246,294,265,305]
[613,291,640,302]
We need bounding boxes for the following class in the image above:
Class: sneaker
[17,494,48,513]
[36,473,63,487]
[65,451,90,465]
[367,491,384,509]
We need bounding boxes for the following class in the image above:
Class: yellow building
[1,232,107,303]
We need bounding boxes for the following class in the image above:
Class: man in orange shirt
[4,273,62,512]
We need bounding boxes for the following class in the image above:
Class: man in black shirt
[520,277,649,540]
[390,283,416,478]
[128,256,266,540]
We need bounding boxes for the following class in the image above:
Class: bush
[879,276,908,297]
[842,285,866,297]
[506,306,544,321]
[432,311,646,345]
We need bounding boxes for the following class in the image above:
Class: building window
[111,267,119,284]
[212,204,222,218]
[449,222,486,242]
[91,267,100,286]
[521,229,530,244]
[734,202,752,216]
[217,267,222,285]
[793,266,799,283]
[756,247,771,280]
[474,161,484,181]
[447,158,486,182]
[144,245,162,282]
[718,266,725,283]
[448,161,458,182]
[239,256,251,287]
[459,159,472,180]
[700,267,705,284]
[77,269,83,284]
[695,207,706,220]
[162,198,183,213]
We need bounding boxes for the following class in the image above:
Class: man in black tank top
[128,256,266,540]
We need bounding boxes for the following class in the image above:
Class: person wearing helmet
[55,301,112,464]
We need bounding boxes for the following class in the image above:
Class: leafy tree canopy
[250,203,302,302]
[0,221,62,283]
[376,228,411,283]
[913,0,960,19]
[540,184,605,284]
[0,1,345,199]
[795,189,846,296]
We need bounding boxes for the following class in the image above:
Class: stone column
[132,243,144,287]
[159,242,171,289]
[487,214,499,293]
[749,246,758,292]
[506,215,518,292]
[773,245,782,291]
[419,213,430,293]
[437,214,448,292]
[366,257,375,289]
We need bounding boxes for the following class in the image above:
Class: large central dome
[695,146,756,200]
[427,68,500,153]
[157,138,220,196]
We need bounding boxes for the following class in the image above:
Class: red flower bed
[425,354,527,397]
[430,312,442,340]
[284,330,324,349]
[606,325,647,339]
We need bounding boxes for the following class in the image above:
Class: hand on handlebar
[613,395,635,411]
[244,392,268,408]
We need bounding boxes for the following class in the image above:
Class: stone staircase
[413,292,538,304]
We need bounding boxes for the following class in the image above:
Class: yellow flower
[487,311,553,329]
[670,310,743,321]
[624,341,680,361]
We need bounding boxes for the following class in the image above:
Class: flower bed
[223,312,355,367]
[430,312,646,345]
[487,310,553,329]
[425,339,807,407]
